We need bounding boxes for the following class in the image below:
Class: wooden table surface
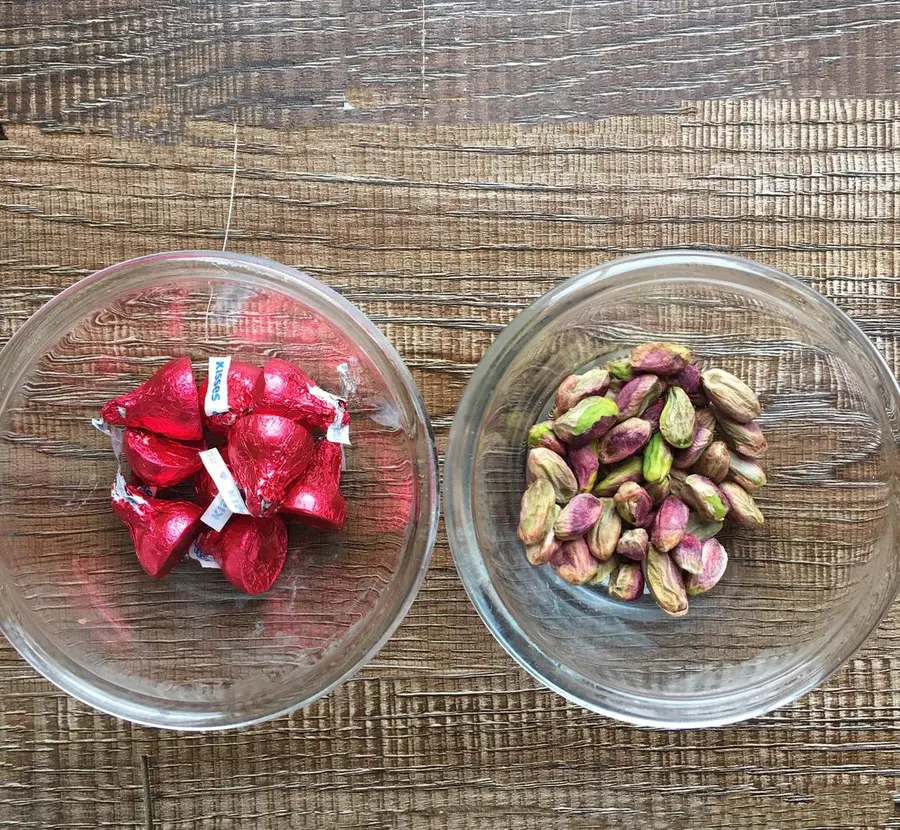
[3,3,900,828]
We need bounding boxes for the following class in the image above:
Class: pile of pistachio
[519,342,767,617]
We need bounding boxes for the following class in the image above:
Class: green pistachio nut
[727,451,767,492]
[683,474,730,522]
[643,431,673,483]
[605,357,634,381]
[630,342,691,376]
[644,546,689,616]
[719,481,764,527]
[702,368,761,424]
[660,386,696,449]
[552,396,619,447]
[527,447,578,504]
[517,479,556,544]
[528,421,567,456]
[694,440,730,483]
[556,367,611,414]
[586,497,622,561]
[592,456,643,497]
[608,562,644,601]
[714,412,768,458]
[616,527,649,561]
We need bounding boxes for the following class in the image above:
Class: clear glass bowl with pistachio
[445,251,900,728]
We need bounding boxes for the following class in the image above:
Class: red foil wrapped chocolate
[252,358,348,433]
[123,428,204,488]
[198,515,288,594]
[101,357,203,442]
[110,477,203,578]
[281,440,347,531]
[198,360,260,436]
[229,413,315,517]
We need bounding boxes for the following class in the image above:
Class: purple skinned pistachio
[641,398,665,432]
[613,481,653,528]
[714,412,768,458]
[615,374,664,422]
[695,440,729,483]
[527,447,578,504]
[672,409,716,469]
[554,493,605,540]
[556,367,611,413]
[551,538,598,585]
[586,498,621,561]
[683,474,730,522]
[669,363,708,407]
[528,421,567,456]
[630,342,691,376]
[567,442,600,492]
[670,533,703,574]
[553,396,619,448]
[616,527,649,561]
[684,538,729,595]
[597,417,652,465]
[649,496,689,553]
[609,562,644,601]
[525,505,562,565]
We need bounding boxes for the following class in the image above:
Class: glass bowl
[445,250,900,728]
[0,251,439,730]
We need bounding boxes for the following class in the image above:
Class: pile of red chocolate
[98,356,349,594]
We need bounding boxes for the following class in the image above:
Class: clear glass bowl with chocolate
[0,251,439,729]
[445,250,900,728]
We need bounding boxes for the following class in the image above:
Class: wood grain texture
[2,101,900,828]
[1,1,900,137]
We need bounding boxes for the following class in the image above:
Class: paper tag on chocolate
[109,426,124,459]
[187,538,221,569]
[92,417,111,436]
[92,419,125,459]
[111,470,147,507]
[309,385,350,445]
[328,402,350,445]
[200,493,233,532]
[336,360,359,398]
[204,356,232,417]
[199,448,250,515]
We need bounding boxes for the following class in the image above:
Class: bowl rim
[444,248,900,729]
[0,249,440,731]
